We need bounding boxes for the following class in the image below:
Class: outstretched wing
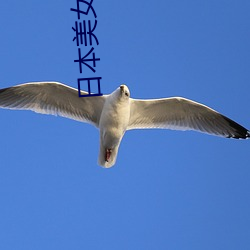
[128,97,249,139]
[0,82,106,127]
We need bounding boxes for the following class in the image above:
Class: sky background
[0,0,249,249]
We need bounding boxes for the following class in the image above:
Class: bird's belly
[101,118,126,144]
[100,114,127,148]
[99,99,130,148]
[102,129,121,147]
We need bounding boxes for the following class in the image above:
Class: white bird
[0,82,249,168]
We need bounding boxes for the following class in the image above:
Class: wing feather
[0,82,106,127]
[128,97,249,139]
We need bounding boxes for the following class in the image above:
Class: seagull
[0,82,249,168]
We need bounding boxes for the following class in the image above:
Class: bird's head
[110,84,130,103]
[119,84,130,98]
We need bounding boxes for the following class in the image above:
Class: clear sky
[0,1,249,249]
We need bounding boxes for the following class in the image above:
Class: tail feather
[98,144,118,168]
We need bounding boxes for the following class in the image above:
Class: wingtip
[222,115,250,139]
[247,130,250,139]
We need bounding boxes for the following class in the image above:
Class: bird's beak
[120,85,124,93]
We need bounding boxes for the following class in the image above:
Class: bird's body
[0,82,249,168]
[98,86,130,167]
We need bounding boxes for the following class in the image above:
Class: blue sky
[0,1,249,249]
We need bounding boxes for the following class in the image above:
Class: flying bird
[0,82,249,168]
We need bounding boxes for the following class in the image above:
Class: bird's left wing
[0,82,106,127]
[128,97,249,139]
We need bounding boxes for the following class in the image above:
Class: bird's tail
[98,144,119,168]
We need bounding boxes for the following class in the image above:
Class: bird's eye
[125,92,129,97]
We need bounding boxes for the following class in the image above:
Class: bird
[0,82,249,168]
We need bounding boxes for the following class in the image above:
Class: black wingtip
[222,115,250,139]
[247,131,250,138]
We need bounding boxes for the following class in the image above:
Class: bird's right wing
[0,82,106,127]
[128,97,249,139]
